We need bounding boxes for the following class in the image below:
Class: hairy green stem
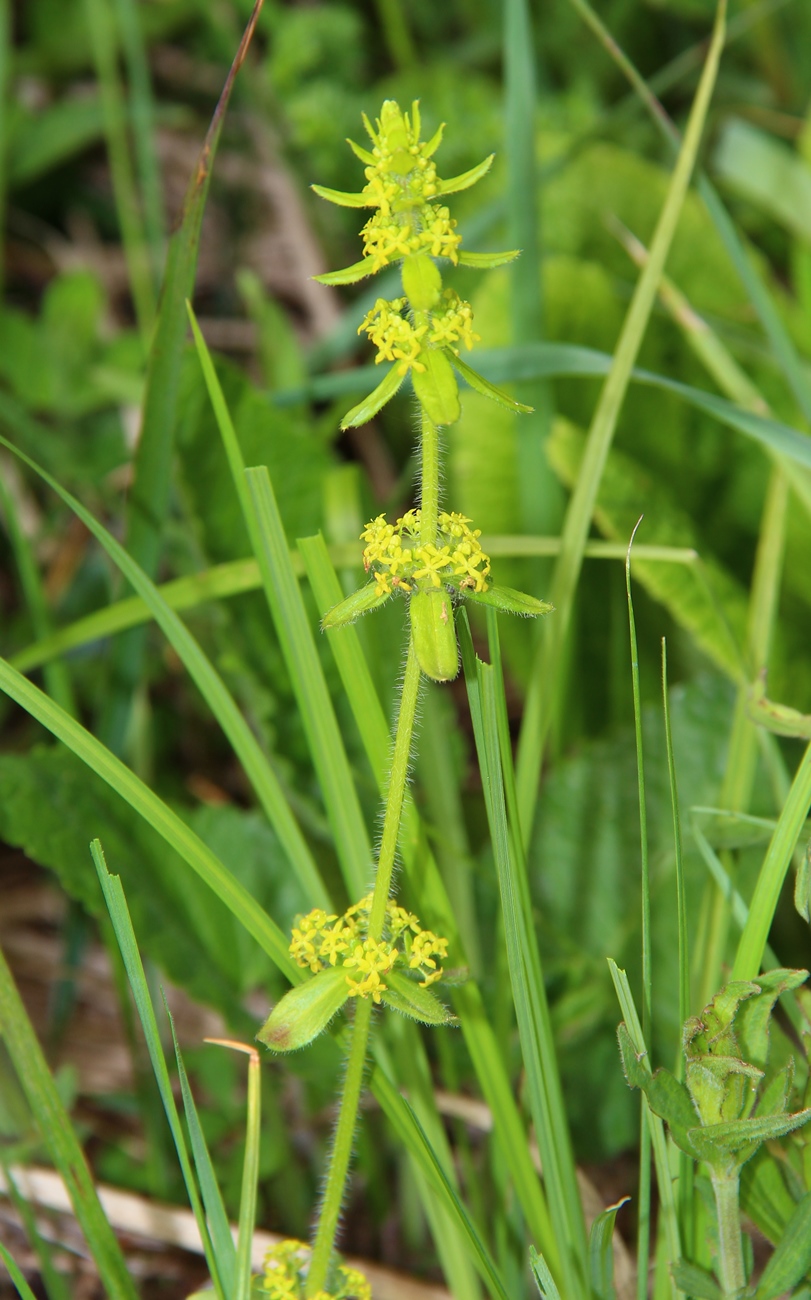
[419,410,440,545]
[712,1173,746,1298]
[306,997,373,1296]
[307,637,421,1290]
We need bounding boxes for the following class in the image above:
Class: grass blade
[0,431,328,913]
[111,0,164,270]
[203,1042,260,1300]
[460,612,587,1298]
[91,842,226,1299]
[167,1014,236,1297]
[370,1068,511,1300]
[0,1242,38,1300]
[608,959,682,1296]
[0,942,138,1300]
[0,1164,69,1300]
[0,655,296,977]
[626,527,652,1300]
[102,1,264,754]
[516,0,727,836]
[190,305,371,898]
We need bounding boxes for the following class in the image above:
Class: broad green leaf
[588,1197,630,1300]
[450,350,533,414]
[0,932,138,1300]
[340,363,406,428]
[616,1023,699,1159]
[258,967,350,1052]
[755,1191,811,1299]
[437,154,494,195]
[689,1110,811,1160]
[736,969,808,1072]
[714,118,811,247]
[6,96,103,187]
[670,1261,721,1300]
[380,970,456,1026]
[740,1147,799,1246]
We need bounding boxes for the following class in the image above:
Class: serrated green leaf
[380,970,457,1026]
[258,966,350,1052]
[449,350,533,413]
[340,364,405,428]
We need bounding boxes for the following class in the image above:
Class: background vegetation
[2,0,811,1295]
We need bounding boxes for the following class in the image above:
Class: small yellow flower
[359,510,490,596]
[343,937,397,1003]
[259,1239,371,1300]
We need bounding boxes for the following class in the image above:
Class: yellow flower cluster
[290,895,449,997]
[259,1239,371,1300]
[358,290,477,376]
[360,510,491,597]
[360,204,460,272]
[351,101,461,271]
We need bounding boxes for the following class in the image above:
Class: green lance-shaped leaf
[437,154,494,195]
[410,589,459,682]
[340,363,406,429]
[257,966,350,1053]
[464,585,553,617]
[670,1261,722,1300]
[735,968,808,1073]
[530,1247,563,1300]
[314,259,373,286]
[754,1190,811,1300]
[688,1110,811,1164]
[448,349,533,413]
[588,1197,630,1300]
[411,348,461,426]
[457,249,520,269]
[310,183,375,208]
[379,969,457,1026]
[402,253,442,311]
[321,581,391,630]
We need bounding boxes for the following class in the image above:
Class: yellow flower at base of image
[260,1240,372,1300]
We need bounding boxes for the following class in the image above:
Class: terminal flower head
[258,1239,371,1300]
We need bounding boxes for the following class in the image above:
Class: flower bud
[410,588,458,681]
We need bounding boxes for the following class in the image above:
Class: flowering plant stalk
[256,100,552,1298]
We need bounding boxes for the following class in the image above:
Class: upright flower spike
[311,99,531,430]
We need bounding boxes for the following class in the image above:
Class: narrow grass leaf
[0,1165,70,1300]
[103,0,264,753]
[608,959,682,1289]
[370,1069,511,1300]
[244,467,371,898]
[92,842,227,1300]
[166,1010,236,1297]
[516,0,728,836]
[0,943,138,1300]
[0,658,296,977]
[589,1197,630,1300]
[732,740,811,980]
[111,0,164,266]
[754,1190,811,1299]
[461,613,587,1298]
[0,1242,38,1300]
[530,1247,563,1300]
[189,306,371,898]
[0,430,328,912]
